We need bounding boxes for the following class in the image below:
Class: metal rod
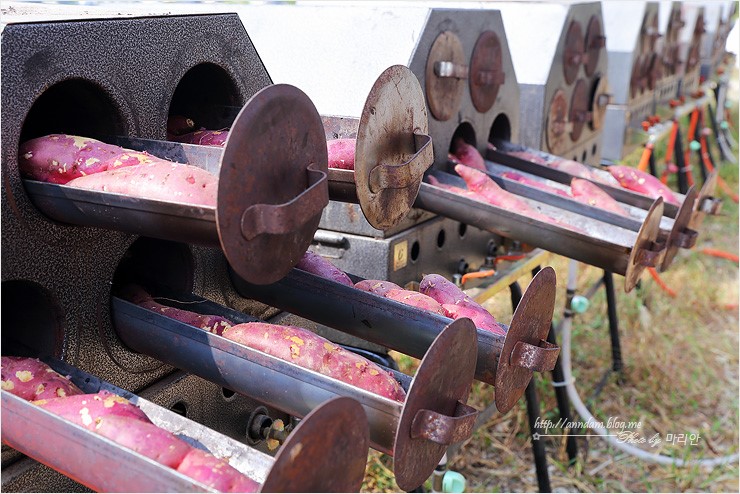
[674,122,690,195]
[649,149,657,178]
[602,272,624,375]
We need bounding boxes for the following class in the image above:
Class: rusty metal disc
[494,267,558,413]
[630,56,642,99]
[590,76,610,131]
[217,84,328,285]
[355,65,432,231]
[261,397,369,493]
[425,31,466,122]
[660,186,698,272]
[641,11,660,54]
[690,171,720,230]
[393,318,478,492]
[469,31,504,114]
[584,15,604,77]
[624,198,664,293]
[546,89,569,155]
[646,53,659,90]
[563,20,584,85]
[569,79,590,142]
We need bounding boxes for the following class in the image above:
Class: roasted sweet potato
[384,288,450,317]
[177,448,260,493]
[501,171,572,198]
[419,274,506,335]
[167,115,197,137]
[171,129,229,147]
[608,165,681,206]
[327,138,356,170]
[33,390,152,429]
[451,138,486,171]
[353,279,402,297]
[1,356,83,400]
[66,160,218,207]
[221,322,406,402]
[296,251,354,286]
[570,178,630,216]
[120,284,233,335]
[426,175,484,200]
[95,415,192,468]
[19,134,152,184]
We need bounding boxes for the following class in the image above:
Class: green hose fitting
[689,140,701,151]
[442,471,466,493]
[720,121,729,130]
[570,295,590,314]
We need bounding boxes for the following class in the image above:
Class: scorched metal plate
[495,266,558,413]
[393,319,478,492]
[624,198,664,292]
[355,65,432,231]
[660,186,698,272]
[425,31,466,122]
[469,31,504,114]
[218,84,328,285]
[262,397,369,493]
[691,171,721,230]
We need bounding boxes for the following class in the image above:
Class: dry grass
[362,82,739,493]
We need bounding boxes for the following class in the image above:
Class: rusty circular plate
[217,84,328,285]
[569,78,589,142]
[643,11,660,54]
[469,31,504,114]
[646,53,659,90]
[584,15,603,77]
[660,186,698,272]
[393,318,477,492]
[425,31,466,121]
[261,397,369,493]
[494,266,557,414]
[630,56,642,99]
[546,89,569,155]
[691,171,719,230]
[590,76,609,131]
[624,198,664,293]
[355,65,431,231]
[563,20,584,85]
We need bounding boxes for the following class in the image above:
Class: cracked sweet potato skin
[19,134,153,184]
[1,356,83,401]
[570,178,630,216]
[177,448,260,493]
[32,390,153,429]
[296,251,354,286]
[222,322,406,402]
[354,279,402,297]
[608,165,681,206]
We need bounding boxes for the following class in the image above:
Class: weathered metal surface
[624,198,665,292]
[494,267,557,413]
[590,76,610,131]
[563,20,584,85]
[218,84,328,285]
[546,89,569,155]
[410,401,478,445]
[569,78,592,142]
[691,171,722,230]
[262,397,369,493]
[355,65,433,231]
[469,31,505,113]
[584,14,605,77]
[660,186,698,271]
[425,31,466,121]
[393,319,477,491]
[510,339,560,372]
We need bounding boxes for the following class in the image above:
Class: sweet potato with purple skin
[66,160,218,207]
[327,138,356,170]
[222,322,406,402]
[296,251,354,287]
[384,288,450,317]
[419,274,506,335]
[177,448,260,493]
[171,129,229,147]
[507,150,550,166]
[1,356,83,400]
[94,415,192,469]
[167,115,196,137]
[451,138,487,171]
[501,171,572,198]
[33,391,152,429]
[354,279,402,297]
[608,165,681,206]
[120,285,233,335]
[19,134,153,184]
[570,178,630,216]
[426,175,484,200]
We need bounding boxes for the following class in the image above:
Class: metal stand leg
[603,272,623,376]
[708,98,734,163]
[648,149,657,177]
[511,281,551,493]
[674,124,690,194]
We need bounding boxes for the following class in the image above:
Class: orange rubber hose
[701,248,739,263]
[460,269,496,285]
[647,267,677,297]
[637,142,654,173]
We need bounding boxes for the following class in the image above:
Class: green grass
[363,71,739,492]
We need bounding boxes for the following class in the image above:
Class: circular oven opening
[488,113,512,143]
[449,122,477,157]
[20,79,126,145]
[112,237,195,296]
[1,280,65,358]
[168,63,243,133]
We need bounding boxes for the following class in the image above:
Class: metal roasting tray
[111,292,479,491]
[0,358,370,493]
[231,266,559,414]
